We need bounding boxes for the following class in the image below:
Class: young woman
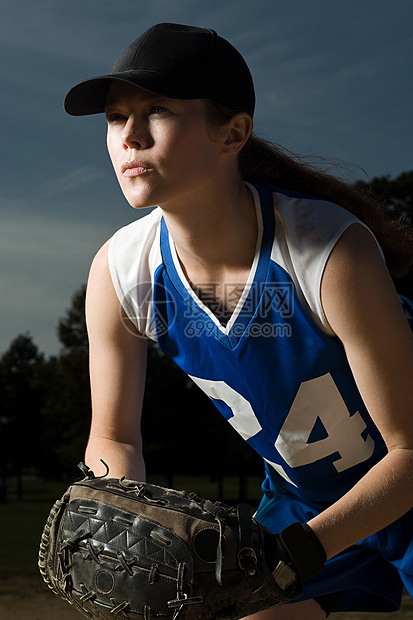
[64,23,413,618]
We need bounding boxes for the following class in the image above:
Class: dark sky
[1,0,412,355]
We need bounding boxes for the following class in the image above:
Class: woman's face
[105,81,226,211]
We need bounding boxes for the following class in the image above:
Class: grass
[0,479,67,595]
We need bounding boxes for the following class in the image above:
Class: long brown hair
[204,100,413,278]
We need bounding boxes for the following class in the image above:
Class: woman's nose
[121,116,150,151]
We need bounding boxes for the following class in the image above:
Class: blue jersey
[154,187,387,505]
[109,183,413,611]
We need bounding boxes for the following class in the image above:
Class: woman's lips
[121,161,152,177]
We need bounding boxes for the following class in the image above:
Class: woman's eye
[106,112,126,123]
[150,106,168,115]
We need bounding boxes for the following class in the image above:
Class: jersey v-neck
[159,184,275,348]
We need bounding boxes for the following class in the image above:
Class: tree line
[0,286,262,499]
[1,171,412,499]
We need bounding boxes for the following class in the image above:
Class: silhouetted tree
[356,171,413,224]
[41,286,90,477]
[57,284,88,354]
[355,170,413,298]
[0,333,45,496]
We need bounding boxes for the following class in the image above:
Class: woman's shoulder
[266,186,380,334]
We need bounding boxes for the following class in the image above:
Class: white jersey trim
[108,207,163,339]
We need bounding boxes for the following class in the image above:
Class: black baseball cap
[64,23,255,117]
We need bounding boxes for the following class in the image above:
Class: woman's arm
[308,223,413,559]
[84,239,148,480]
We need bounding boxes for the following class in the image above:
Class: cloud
[0,187,150,356]
[37,166,105,201]
[0,0,235,68]
[0,207,107,355]
[1,0,412,357]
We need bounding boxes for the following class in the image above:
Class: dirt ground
[0,590,81,620]
[1,586,412,620]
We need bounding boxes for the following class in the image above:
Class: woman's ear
[221,112,253,156]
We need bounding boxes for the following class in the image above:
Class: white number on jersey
[275,373,375,473]
[189,372,375,485]
[189,376,262,440]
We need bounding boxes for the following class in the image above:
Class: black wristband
[301,523,327,565]
[278,522,326,581]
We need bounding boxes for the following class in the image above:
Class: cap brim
[64,71,211,116]
[64,76,114,116]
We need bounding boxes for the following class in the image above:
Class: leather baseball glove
[38,463,325,619]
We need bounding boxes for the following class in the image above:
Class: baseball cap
[64,23,255,117]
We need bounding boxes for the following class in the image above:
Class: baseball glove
[39,463,325,619]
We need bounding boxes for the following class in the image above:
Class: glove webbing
[167,563,203,619]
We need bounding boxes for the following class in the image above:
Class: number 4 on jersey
[275,373,375,473]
